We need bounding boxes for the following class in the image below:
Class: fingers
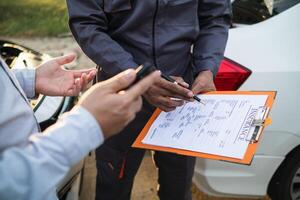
[103,69,137,92]
[192,83,216,94]
[170,76,189,88]
[130,97,143,113]
[144,90,184,112]
[116,97,142,129]
[159,78,194,99]
[122,97,145,126]
[55,53,77,65]
[74,78,82,94]
[125,70,161,101]
[150,85,193,101]
[71,70,96,94]
[66,73,90,96]
[80,73,90,91]
[87,70,96,82]
[160,106,176,112]
[66,78,82,96]
[156,96,184,111]
[124,113,137,127]
[72,68,97,78]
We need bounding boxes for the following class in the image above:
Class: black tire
[268,146,300,200]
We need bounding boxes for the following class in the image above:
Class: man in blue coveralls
[67,1,232,199]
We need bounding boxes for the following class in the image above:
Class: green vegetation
[0,0,69,36]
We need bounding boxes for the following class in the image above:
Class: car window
[232,0,300,24]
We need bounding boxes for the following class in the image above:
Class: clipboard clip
[248,106,271,144]
[252,119,265,126]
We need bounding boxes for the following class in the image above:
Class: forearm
[11,68,36,98]
[67,0,137,77]
[0,106,103,199]
[193,0,232,77]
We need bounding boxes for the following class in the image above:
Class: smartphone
[132,62,156,85]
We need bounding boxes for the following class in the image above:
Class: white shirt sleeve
[0,106,104,200]
[11,68,36,99]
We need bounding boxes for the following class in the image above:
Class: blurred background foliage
[0,0,68,36]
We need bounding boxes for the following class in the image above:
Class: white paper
[142,94,268,159]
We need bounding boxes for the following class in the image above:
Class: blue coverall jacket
[67,0,232,83]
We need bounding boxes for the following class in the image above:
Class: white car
[193,1,300,200]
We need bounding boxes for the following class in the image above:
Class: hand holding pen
[161,74,205,104]
[141,63,204,112]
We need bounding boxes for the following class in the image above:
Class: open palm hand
[35,54,96,96]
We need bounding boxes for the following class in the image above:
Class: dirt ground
[80,151,269,200]
[0,36,270,200]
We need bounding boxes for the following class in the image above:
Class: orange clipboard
[132,91,276,165]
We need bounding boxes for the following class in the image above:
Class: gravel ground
[0,36,95,70]
[0,36,270,200]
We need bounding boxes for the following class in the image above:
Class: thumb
[54,53,77,65]
[103,69,136,92]
[191,83,202,94]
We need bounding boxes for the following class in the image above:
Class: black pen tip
[193,95,205,105]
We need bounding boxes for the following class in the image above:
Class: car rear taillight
[214,58,251,91]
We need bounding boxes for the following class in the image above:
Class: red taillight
[214,58,252,91]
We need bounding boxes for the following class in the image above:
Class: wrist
[35,68,42,95]
[193,60,219,78]
[196,69,213,77]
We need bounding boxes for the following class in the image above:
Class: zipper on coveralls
[119,1,159,180]
[152,0,159,67]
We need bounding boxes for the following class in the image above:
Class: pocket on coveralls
[164,0,197,26]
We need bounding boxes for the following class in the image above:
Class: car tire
[268,146,300,200]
